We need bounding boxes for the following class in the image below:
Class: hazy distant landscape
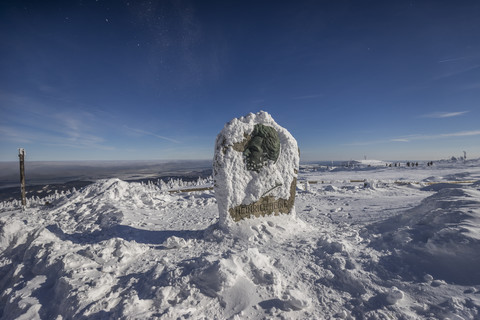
[0,160,212,187]
[0,159,429,188]
[0,160,212,202]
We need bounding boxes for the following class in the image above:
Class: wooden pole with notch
[18,148,26,208]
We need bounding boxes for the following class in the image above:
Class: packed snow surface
[1,159,480,319]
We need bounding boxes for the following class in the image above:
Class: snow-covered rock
[213,111,299,228]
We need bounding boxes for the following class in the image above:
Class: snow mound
[355,159,389,167]
[367,187,480,284]
[190,246,310,317]
[46,179,175,234]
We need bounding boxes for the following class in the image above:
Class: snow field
[0,159,480,319]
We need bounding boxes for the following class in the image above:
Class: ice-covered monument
[213,111,300,228]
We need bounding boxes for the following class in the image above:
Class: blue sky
[1,0,479,161]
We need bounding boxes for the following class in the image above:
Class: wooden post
[19,148,26,208]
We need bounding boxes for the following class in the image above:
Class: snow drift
[367,186,480,285]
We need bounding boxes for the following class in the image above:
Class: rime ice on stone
[213,111,300,228]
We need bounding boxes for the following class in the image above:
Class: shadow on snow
[46,224,212,247]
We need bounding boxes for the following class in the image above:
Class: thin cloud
[35,111,111,150]
[437,56,467,63]
[458,82,480,91]
[0,92,114,150]
[421,111,469,118]
[343,139,388,146]
[292,94,324,100]
[0,124,113,150]
[440,130,480,138]
[392,130,480,142]
[125,126,180,143]
[0,126,32,144]
[347,129,480,146]
[434,64,480,80]
[42,139,115,151]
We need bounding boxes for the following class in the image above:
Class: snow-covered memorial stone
[213,111,300,228]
